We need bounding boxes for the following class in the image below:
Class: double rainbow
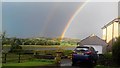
[60,0,90,41]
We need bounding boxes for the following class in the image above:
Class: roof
[102,18,120,29]
[78,34,108,46]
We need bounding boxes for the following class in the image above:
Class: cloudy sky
[2,1,118,39]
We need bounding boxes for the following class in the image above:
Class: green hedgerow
[112,36,120,65]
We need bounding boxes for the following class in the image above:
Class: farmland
[3,45,76,52]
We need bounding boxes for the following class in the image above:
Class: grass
[20,45,76,48]
[2,52,55,68]
[3,45,75,56]
[2,45,75,68]
[3,45,76,48]
[95,65,119,68]
[2,59,55,68]
[2,53,34,63]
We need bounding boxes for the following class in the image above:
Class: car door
[90,47,98,60]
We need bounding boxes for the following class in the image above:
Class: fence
[2,50,72,64]
[2,53,33,63]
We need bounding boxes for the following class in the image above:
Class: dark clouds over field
[2,2,118,39]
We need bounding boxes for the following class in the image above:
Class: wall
[113,22,119,38]
[102,19,120,51]
[102,28,106,40]
[119,23,120,36]
[106,23,113,43]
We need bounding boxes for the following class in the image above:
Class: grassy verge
[2,59,55,68]
[3,45,75,56]
[3,45,76,48]
[95,65,118,68]
[2,53,34,63]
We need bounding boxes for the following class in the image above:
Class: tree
[9,38,22,53]
[2,31,6,39]
[2,31,6,45]
[112,36,120,65]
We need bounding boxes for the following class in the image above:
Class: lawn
[2,59,55,68]
[2,53,34,63]
[3,45,76,48]
[3,45,75,56]
[95,65,118,68]
[2,52,56,68]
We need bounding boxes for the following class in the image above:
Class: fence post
[18,53,20,63]
[55,52,62,66]
[4,53,7,63]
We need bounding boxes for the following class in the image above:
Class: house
[78,34,108,54]
[102,18,120,50]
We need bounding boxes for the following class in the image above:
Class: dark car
[72,46,98,67]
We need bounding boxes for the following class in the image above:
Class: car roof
[76,46,89,48]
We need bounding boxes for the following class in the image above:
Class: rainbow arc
[59,0,90,41]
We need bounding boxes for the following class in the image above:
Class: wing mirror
[95,51,98,53]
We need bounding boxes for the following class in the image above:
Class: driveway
[60,59,72,66]
[60,59,94,68]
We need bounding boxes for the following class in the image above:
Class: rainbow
[60,0,90,41]
[41,4,59,36]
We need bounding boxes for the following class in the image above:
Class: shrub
[9,38,22,53]
[112,36,120,65]
[97,52,113,66]
[104,52,112,59]
[63,50,73,56]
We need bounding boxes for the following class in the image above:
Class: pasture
[3,45,76,52]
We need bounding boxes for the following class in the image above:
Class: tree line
[1,32,60,45]
[2,37,60,45]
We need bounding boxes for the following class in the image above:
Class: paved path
[60,59,93,68]
[60,59,72,66]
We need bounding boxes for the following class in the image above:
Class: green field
[2,45,74,68]
[3,45,76,47]
[95,65,118,68]
[3,45,76,53]
[2,52,55,68]
[2,59,55,68]
[2,53,34,63]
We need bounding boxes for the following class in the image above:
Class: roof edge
[78,35,108,45]
[102,18,120,29]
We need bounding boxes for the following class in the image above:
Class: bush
[9,38,22,53]
[104,52,112,59]
[63,50,73,56]
[34,50,56,56]
[97,52,112,66]
[112,36,120,65]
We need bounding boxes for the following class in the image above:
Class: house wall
[113,22,119,38]
[106,23,113,43]
[102,28,106,40]
[103,22,119,45]
[102,18,120,51]
[119,23,120,36]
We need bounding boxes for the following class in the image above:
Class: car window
[75,47,89,51]
[90,47,96,53]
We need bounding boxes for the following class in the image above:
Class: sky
[2,2,118,39]
[0,2,2,34]
[1,0,120,2]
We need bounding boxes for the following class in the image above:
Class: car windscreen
[75,47,89,52]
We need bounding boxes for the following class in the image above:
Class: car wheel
[92,60,97,66]
[72,63,76,66]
